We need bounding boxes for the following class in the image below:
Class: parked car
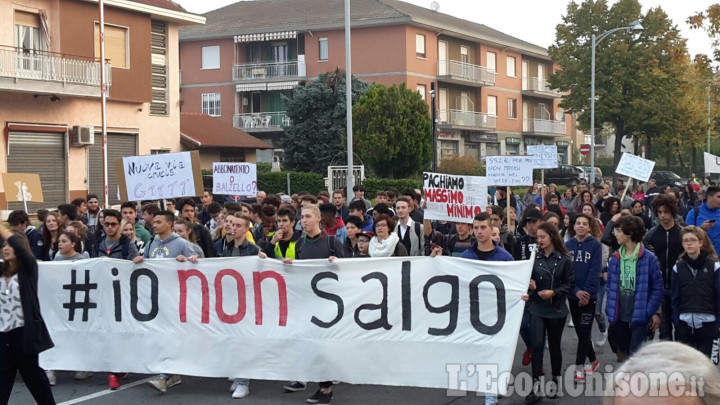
[578,166,603,184]
[648,170,684,188]
[544,165,583,186]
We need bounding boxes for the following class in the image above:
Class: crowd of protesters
[2,176,720,405]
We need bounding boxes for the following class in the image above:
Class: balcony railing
[439,109,496,130]
[0,46,111,86]
[233,111,289,130]
[233,61,301,81]
[523,118,566,135]
[438,60,496,85]
[521,77,562,96]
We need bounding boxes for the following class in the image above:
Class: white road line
[57,376,154,405]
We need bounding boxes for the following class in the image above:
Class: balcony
[233,61,305,82]
[438,109,496,131]
[0,46,111,97]
[522,118,567,136]
[437,60,495,87]
[521,77,562,98]
[233,111,289,132]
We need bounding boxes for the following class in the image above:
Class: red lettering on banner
[424,188,447,203]
[447,190,464,204]
[253,271,288,326]
[214,269,247,324]
[446,205,479,218]
[178,269,210,324]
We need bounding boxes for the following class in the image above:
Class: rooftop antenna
[430,0,439,12]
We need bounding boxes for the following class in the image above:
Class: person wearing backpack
[394,196,424,256]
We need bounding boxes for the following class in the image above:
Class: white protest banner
[615,152,655,182]
[213,162,257,196]
[526,145,558,169]
[422,172,487,224]
[705,152,720,174]
[116,151,203,201]
[38,256,532,395]
[485,155,534,186]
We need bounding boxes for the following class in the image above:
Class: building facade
[179,0,572,165]
[0,0,203,210]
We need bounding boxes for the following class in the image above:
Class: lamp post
[430,82,437,172]
[589,20,643,185]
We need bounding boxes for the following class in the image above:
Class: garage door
[7,132,67,212]
[88,133,137,205]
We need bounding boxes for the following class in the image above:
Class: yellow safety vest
[274,240,296,259]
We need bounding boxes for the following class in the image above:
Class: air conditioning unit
[72,126,95,146]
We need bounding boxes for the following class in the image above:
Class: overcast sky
[176,0,714,61]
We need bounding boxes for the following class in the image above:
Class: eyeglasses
[375,223,388,228]
[104,222,120,227]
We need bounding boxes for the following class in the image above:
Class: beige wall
[179,37,235,85]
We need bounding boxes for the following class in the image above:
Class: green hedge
[257,171,325,195]
[362,178,423,196]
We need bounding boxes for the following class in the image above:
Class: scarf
[369,233,400,257]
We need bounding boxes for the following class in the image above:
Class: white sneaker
[232,380,250,399]
[166,374,182,389]
[46,370,56,386]
[596,331,607,347]
[74,371,94,380]
[568,318,575,328]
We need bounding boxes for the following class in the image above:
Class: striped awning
[236,83,267,92]
[266,81,299,90]
[234,31,297,43]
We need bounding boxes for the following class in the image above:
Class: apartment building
[0,0,203,210]
[178,0,572,165]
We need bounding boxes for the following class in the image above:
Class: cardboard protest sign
[116,151,203,201]
[1,173,43,202]
[38,255,533,396]
[526,145,558,169]
[485,156,534,186]
[704,152,720,174]
[615,153,655,182]
[423,172,487,224]
[212,162,257,196]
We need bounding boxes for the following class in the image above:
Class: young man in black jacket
[643,194,683,341]
[7,210,43,260]
[177,198,215,258]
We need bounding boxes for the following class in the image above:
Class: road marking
[57,376,154,405]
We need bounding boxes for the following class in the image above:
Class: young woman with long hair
[174,217,204,258]
[41,212,61,261]
[0,228,55,403]
[121,220,145,256]
[524,222,574,403]
[53,232,88,261]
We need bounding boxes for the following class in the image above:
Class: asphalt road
[9,319,622,404]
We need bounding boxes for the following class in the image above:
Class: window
[201,45,220,69]
[440,140,458,159]
[460,46,469,64]
[506,56,516,77]
[416,34,426,58]
[508,98,517,118]
[417,84,426,101]
[94,23,129,68]
[486,51,496,72]
[319,38,328,61]
[202,93,221,117]
[15,11,47,71]
[487,95,497,116]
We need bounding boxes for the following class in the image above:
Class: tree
[282,68,370,173]
[351,83,432,178]
[688,4,720,62]
[548,0,694,181]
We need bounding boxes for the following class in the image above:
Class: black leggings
[569,299,597,365]
[675,321,720,359]
[531,315,566,380]
[0,327,56,405]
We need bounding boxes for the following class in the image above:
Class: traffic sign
[579,144,591,156]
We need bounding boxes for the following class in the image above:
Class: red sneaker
[584,359,600,374]
[108,374,121,390]
[522,349,532,366]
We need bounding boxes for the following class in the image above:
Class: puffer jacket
[605,244,664,326]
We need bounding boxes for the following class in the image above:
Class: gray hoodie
[143,232,196,259]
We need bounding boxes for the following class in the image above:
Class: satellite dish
[430,0,439,12]
[555,111,564,120]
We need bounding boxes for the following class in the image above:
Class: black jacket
[643,223,683,288]
[8,235,54,355]
[513,234,536,261]
[222,239,260,257]
[193,222,215,258]
[529,249,575,318]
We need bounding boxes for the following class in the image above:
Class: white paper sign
[422,172,487,224]
[38,256,533,395]
[526,145,558,169]
[704,152,720,174]
[615,153,655,182]
[121,152,196,200]
[485,156,534,186]
[213,162,257,196]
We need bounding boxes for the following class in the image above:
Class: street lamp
[589,20,643,185]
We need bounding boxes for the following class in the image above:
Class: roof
[180,113,273,149]
[179,0,549,59]
[130,0,186,12]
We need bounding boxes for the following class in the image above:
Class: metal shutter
[88,133,137,205]
[7,132,66,211]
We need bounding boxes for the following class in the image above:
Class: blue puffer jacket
[605,244,664,326]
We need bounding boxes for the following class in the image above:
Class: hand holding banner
[116,151,203,201]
